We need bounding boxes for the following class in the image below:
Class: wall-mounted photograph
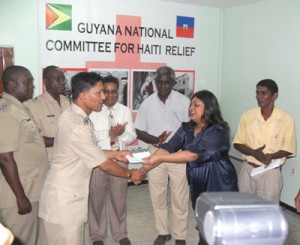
[0,47,14,98]
[131,69,195,111]
[89,69,129,106]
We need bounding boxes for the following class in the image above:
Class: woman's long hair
[186,90,230,132]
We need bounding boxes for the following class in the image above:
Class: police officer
[38,72,143,245]
[0,65,48,244]
[27,65,70,162]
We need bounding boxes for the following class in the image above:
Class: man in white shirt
[135,66,190,245]
[88,75,136,245]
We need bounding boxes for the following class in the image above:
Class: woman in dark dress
[143,90,238,244]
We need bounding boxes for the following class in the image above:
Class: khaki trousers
[148,146,189,240]
[238,161,282,203]
[88,162,128,242]
[0,201,39,245]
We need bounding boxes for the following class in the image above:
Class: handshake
[113,150,159,185]
[127,167,148,185]
[125,151,153,185]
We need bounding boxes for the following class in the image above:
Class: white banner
[38,0,200,156]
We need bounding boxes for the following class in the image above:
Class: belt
[247,161,260,168]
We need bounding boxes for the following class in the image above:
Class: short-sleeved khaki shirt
[39,103,108,227]
[0,92,48,208]
[27,91,70,161]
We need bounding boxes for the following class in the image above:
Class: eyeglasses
[104,90,118,94]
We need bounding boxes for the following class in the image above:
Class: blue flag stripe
[176,16,194,28]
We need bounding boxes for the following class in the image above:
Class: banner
[38,0,200,158]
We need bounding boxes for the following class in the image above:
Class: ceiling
[156,0,266,8]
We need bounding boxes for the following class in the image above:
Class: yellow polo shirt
[233,107,296,166]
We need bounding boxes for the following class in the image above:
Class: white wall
[221,0,300,206]
[197,7,222,94]
[0,0,40,95]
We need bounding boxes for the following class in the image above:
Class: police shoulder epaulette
[0,99,9,112]
[83,117,92,125]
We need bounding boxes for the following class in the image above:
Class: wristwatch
[127,169,132,180]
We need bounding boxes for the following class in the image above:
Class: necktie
[108,107,119,150]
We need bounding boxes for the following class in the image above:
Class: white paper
[126,152,150,163]
[250,159,281,177]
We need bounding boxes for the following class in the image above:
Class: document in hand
[250,159,281,177]
[125,151,150,163]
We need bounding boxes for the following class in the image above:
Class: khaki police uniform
[0,92,48,245]
[27,91,70,162]
[38,103,108,245]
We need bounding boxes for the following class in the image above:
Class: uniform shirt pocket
[58,185,87,225]
[20,118,39,143]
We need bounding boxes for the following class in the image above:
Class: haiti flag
[176,16,194,38]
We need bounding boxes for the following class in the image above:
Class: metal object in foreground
[195,192,288,245]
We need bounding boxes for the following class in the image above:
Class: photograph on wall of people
[89,69,129,106]
[0,47,14,98]
[132,69,195,111]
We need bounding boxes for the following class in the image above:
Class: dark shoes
[175,240,186,245]
[154,234,172,245]
[119,237,131,245]
[93,238,130,245]
[198,235,208,245]
[198,240,208,245]
[93,241,104,245]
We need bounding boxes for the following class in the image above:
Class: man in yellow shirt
[233,79,296,203]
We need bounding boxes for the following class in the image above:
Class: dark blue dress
[160,123,238,210]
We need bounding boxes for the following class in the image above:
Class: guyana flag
[46,3,72,31]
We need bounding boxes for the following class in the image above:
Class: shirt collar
[103,103,118,111]
[155,90,174,101]
[2,92,25,108]
[43,90,56,103]
[255,106,280,120]
[71,103,88,118]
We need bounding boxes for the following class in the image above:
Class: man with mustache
[38,72,143,245]
[234,79,296,203]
